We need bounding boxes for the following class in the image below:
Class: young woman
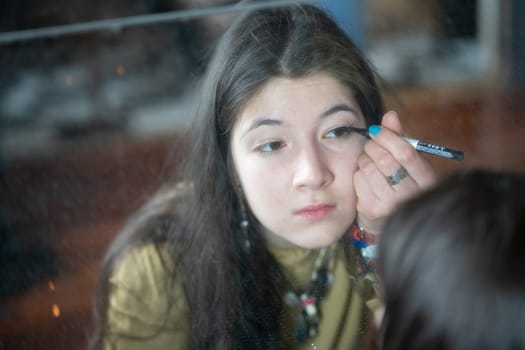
[378,169,525,350]
[90,3,435,349]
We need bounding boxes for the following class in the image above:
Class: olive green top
[103,241,377,349]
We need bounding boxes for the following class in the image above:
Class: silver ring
[386,166,408,186]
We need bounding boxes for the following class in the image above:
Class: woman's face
[231,73,367,249]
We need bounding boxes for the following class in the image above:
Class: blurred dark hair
[91,3,384,349]
[378,169,525,350]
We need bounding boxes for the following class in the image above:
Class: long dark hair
[91,3,384,349]
[378,169,525,350]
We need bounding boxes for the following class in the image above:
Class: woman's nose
[292,147,334,190]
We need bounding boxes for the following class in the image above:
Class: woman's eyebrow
[241,104,357,137]
[320,104,359,118]
[242,117,283,137]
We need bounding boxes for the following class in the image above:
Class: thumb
[381,110,403,135]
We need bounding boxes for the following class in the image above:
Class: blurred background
[1,0,524,349]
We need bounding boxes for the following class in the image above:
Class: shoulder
[107,181,194,314]
[106,181,192,298]
[110,243,175,296]
[104,242,191,347]
[108,242,187,330]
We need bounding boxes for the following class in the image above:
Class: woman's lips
[295,204,335,221]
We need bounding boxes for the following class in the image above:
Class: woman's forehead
[233,73,360,127]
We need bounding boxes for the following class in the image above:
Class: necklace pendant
[284,291,300,307]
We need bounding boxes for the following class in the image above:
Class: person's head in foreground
[379,169,525,350]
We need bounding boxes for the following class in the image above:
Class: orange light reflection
[52,304,61,318]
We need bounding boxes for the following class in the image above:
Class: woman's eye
[325,126,351,138]
[256,141,284,153]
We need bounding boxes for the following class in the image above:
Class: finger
[368,122,435,189]
[363,139,417,192]
[381,110,403,135]
[354,168,395,231]
[358,153,392,193]
[354,170,384,223]
[358,151,373,170]
[357,153,397,203]
[354,169,378,207]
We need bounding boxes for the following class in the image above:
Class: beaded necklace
[283,245,337,343]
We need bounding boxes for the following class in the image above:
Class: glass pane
[1,1,524,349]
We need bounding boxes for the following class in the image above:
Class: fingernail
[369,125,381,136]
